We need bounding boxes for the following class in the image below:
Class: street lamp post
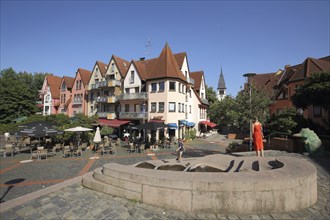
[142,102,146,141]
[243,73,256,151]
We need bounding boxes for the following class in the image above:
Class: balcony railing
[187,78,195,85]
[118,92,148,101]
[98,112,115,118]
[108,79,121,87]
[98,81,108,88]
[73,100,83,105]
[107,96,117,103]
[107,113,116,120]
[201,98,209,105]
[90,80,121,90]
[119,112,148,119]
[96,96,117,103]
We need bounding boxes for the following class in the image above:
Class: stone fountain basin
[82,154,317,214]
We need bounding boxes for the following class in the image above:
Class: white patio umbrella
[93,127,102,143]
[93,127,102,152]
[64,126,93,132]
[64,126,93,148]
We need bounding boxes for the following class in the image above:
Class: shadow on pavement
[309,153,330,175]
[0,178,25,203]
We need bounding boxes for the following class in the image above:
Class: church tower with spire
[217,68,227,101]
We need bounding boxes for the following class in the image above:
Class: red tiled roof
[98,119,130,128]
[147,43,186,81]
[190,71,203,91]
[62,76,75,89]
[173,52,187,69]
[133,60,148,80]
[96,61,107,77]
[251,72,281,98]
[77,68,92,86]
[289,57,330,82]
[112,55,130,78]
[46,75,62,99]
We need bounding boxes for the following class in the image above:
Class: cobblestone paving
[1,135,329,219]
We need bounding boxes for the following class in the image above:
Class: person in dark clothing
[176,139,184,162]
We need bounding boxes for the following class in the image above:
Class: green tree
[292,72,330,109]
[206,85,218,105]
[267,108,299,134]
[0,68,37,123]
[208,97,238,129]
[100,126,114,136]
[0,68,46,124]
[235,87,271,131]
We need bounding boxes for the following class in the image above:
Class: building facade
[39,75,62,116]
[58,76,74,116]
[39,43,212,140]
[71,68,91,116]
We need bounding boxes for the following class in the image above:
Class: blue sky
[1,0,329,97]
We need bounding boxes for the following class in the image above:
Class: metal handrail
[264,131,292,150]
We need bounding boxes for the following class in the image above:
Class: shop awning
[199,121,217,128]
[148,119,165,123]
[98,119,130,128]
[187,122,195,127]
[179,120,188,125]
[168,123,178,129]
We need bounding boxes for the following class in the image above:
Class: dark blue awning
[187,122,195,127]
[179,120,188,125]
[168,123,178,129]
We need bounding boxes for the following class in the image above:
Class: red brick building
[249,55,329,129]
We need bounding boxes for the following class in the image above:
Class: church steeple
[217,67,227,101]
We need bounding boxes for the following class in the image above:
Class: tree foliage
[100,126,114,136]
[208,97,238,129]
[267,108,298,134]
[0,68,46,124]
[292,72,330,109]
[208,86,271,132]
[206,85,218,105]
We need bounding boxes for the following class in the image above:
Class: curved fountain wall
[82,154,317,214]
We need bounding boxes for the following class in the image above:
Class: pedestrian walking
[176,138,184,162]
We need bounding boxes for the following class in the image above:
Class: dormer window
[61,82,66,91]
[95,67,99,77]
[129,71,134,84]
[111,63,115,72]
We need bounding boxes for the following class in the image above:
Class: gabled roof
[96,61,107,77]
[112,55,130,78]
[132,59,149,80]
[62,76,75,89]
[278,64,301,85]
[217,69,226,89]
[77,68,92,86]
[46,75,62,99]
[252,72,281,98]
[190,71,203,91]
[147,43,186,81]
[289,57,330,82]
[173,52,187,69]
